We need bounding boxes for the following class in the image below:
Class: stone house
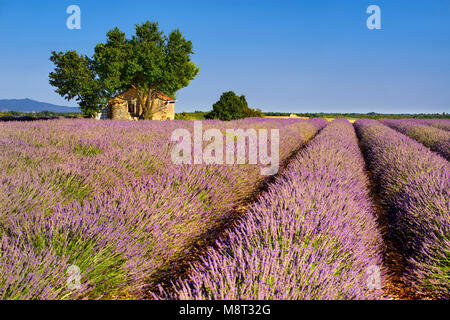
[98,87,176,120]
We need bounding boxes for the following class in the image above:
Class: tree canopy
[49,21,199,118]
[49,51,106,117]
[206,91,262,121]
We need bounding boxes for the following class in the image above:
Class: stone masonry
[107,87,175,120]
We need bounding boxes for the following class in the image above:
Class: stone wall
[110,100,132,120]
[108,88,175,120]
[152,100,175,120]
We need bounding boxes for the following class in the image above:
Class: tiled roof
[155,91,176,101]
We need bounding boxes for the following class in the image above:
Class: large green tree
[206,91,262,121]
[49,21,199,118]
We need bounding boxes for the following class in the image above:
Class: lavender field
[380,119,450,160]
[0,117,448,300]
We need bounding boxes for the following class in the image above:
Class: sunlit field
[0,118,448,300]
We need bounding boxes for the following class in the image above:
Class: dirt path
[356,135,428,300]
[372,197,424,300]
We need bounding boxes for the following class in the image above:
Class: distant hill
[0,98,80,113]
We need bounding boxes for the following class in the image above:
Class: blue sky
[0,0,449,113]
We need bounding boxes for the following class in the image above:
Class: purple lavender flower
[0,118,325,299]
[355,119,449,299]
[157,119,383,300]
[380,118,450,160]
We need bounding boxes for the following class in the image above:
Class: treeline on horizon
[1,110,449,121]
[0,110,82,121]
[265,111,450,119]
[176,111,450,120]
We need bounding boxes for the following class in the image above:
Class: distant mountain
[0,98,80,113]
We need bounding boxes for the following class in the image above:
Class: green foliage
[49,51,106,117]
[243,106,263,118]
[94,21,199,119]
[74,144,103,157]
[205,91,262,121]
[28,227,128,299]
[0,111,81,121]
[54,173,92,201]
[49,21,199,119]
[175,111,208,120]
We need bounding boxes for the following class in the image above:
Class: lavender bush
[380,119,450,160]
[157,119,383,300]
[0,118,326,299]
[355,119,449,299]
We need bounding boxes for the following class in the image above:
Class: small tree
[206,91,262,120]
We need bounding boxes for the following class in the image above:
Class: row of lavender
[0,118,326,299]
[355,119,449,299]
[158,119,383,299]
[419,119,450,132]
[380,119,450,160]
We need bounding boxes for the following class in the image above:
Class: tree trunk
[143,88,155,119]
[132,85,146,119]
